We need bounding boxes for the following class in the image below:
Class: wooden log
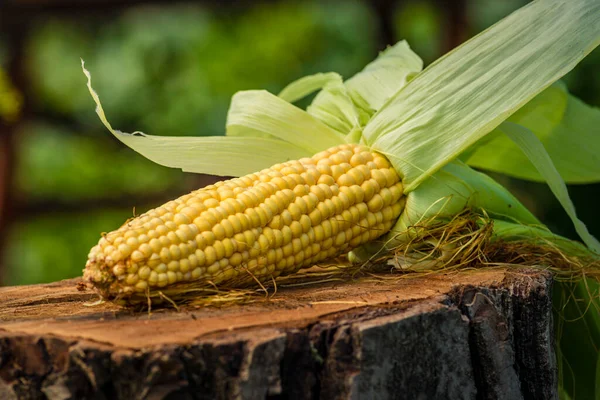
[0,268,556,399]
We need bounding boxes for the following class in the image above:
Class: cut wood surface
[0,268,556,400]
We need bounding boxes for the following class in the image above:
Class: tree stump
[0,268,556,400]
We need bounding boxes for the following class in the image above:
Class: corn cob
[84,143,405,299]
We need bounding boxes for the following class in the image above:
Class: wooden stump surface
[0,268,556,400]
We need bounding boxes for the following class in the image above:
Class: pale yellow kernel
[166,231,178,243]
[371,169,387,188]
[207,262,221,275]
[217,201,235,217]
[273,230,284,247]
[125,237,139,248]
[313,225,324,241]
[176,225,194,242]
[379,188,393,207]
[244,230,256,247]
[269,177,287,190]
[154,263,167,273]
[331,165,345,180]
[287,203,302,221]
[222,238,235,257]
[341,208,354,224]
[282,226,293,245]
[199,212,217,228]
[216,220,232,239]
[195,249,206,266]
[284,255,296,270]
[269,215,282,229]
[165,221,177,231]
[329,153,347,165]
[156,273,168,287]
[294,251,305,266]
[247,258,259,269]
[300,233,310,248]
[149,238,162,253]
[308,209,322,226]
[310,185,326,201]
[212,241,225,260]
[290,221,303,238]
[348,169,366,186]
[159,247,171,263]
[163,260,177,272]
[138,243,152,258]
[373,154,390,169]
[330,197,343,215]
[190,267,202,279]
[334,231,347,247]
[228,215,243,234]
[293,185,309,197]
[127,262,140,274]
[256,206,271,226]
[282,242,294,257]
[317,174,336,186]
[298,215,311,233]
[323,220,334,238]
[148,271,158,285]
[390,184,404,203]
[166,271,177,284]
[112,265,125,276]
[241,213,254,231]
[204,198,220,208]
[160,236,171,247]
[331,185,339,197]
[349,153,366,167]
[245,208,261,227]
[361,180,377,201]
[366,213,378,227]
[201,231,216,246]
[205,246,217,265]
[346,185,362,204]
[337,173,356,187]
[169,244,181,259]
[137,266,150,280]
[230,252,243,267]
[382,206,395,222]
[367,194,384,212]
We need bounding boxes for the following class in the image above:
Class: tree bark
[0,268,556,399]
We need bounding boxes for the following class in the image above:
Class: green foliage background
[0,0,598,286]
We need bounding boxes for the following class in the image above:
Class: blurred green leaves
[15,123,183,201]
[27,2,375,137]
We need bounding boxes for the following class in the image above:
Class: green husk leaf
[278,72,343,103]
[345,40,423,115]
[302,40,423,135]
[82,61,311,176]
[500,121,600,254]
[364,0,600,192]
[465,82,600,184]
[226,89,345,153]
[307,79,362,134]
